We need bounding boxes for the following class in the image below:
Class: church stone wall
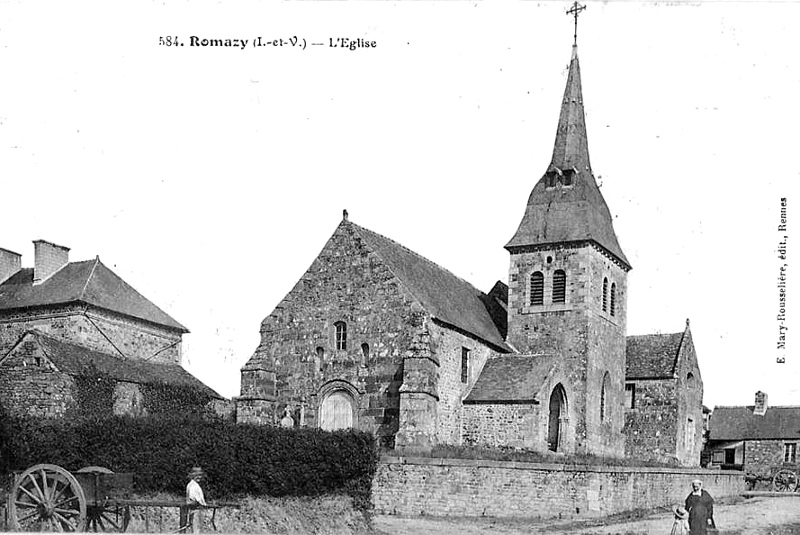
[623,332,703,466]
[461,404,538,448]
[674,334,704,466]
[429,322,499,446]
[0,305,182,365]
[238,221,431,445]
[624,380,680,463]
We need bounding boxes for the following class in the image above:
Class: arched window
[319,390,355,431]
[687,372,695,387]
[610,283,617,317]
[334,321,347,350]
[602,277,608,312]
[552,270,566,304]
[548,384,568,452]
[530,271,544,306]
[361,343,370,367]
[600,372,611,423]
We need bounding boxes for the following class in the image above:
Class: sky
[1,1,797,408]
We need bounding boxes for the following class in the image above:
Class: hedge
[0,410,378,511]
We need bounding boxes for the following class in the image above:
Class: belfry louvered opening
[553,270,566,304]
[602,277,608,312]
[530,271,544,306]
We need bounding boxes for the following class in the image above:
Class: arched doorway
[547,384,567,452]
[319,390,355,431]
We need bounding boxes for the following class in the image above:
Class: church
[235,29,705,464]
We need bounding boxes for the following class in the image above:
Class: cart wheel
[8,463,87,532]
[772,468,798,492]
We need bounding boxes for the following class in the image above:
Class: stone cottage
[0,240,224,418]
[623,320,705,466]
[706,392,800,475]
[235,41,704,460]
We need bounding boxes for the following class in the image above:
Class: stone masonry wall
[0,305,182,364]
[673,331,704,466]
[373,457,744,518]
[624,380,679,463]
[430,322,499,446]
[0,337,75,418]
[745,440,792,476]
[238,221,433,445]
[462,404,538,448]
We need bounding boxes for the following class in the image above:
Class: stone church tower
[505,44,631,457]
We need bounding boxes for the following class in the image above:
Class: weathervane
[566,1,587,46]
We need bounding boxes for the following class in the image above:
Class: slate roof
[7,331,221,398]
[625,331,684,379]
[709,406,800,441]
[464,355,556,404]
[0,258,188,332]
[506,45,630,270]
[354,223,510,351]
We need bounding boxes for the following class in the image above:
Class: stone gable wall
[0,305,182,365]
[623,332,704,466]
[0,338,75,418]
[673,332,704,465]
[237,222,431,445]
[373,457,744,518]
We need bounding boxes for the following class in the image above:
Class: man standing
[684,479,715,535]
[186,467,207,534]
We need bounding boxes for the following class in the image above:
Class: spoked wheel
[8,463,87,532]
[773,468,798,492]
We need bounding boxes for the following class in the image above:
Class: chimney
[753,391,768,416]
[33,240,70,285]
[0,247,22,285]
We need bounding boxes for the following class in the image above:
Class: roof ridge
[351,221,487,295]
[79,257,101,301]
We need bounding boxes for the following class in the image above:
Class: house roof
[709,406,800,441]
[505,45,629,270]
[464,355,556,404]
[625,331,684,379]
[8,331,222,399]
[353,223,510,351]
[0,258,188,332]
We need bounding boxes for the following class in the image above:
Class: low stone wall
[373,456,744,518]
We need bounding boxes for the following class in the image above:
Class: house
[623,320,705,466]
[0,240,226,418]
[235,38,704,460]
[706,392,800,475]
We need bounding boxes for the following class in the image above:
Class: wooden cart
[6,463,236,532]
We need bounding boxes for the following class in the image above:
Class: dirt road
[373,496,800,535]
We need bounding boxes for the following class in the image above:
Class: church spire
[506,28,630,270]
[550,45,591,176]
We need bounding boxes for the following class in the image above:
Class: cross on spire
[566,1,587,46]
